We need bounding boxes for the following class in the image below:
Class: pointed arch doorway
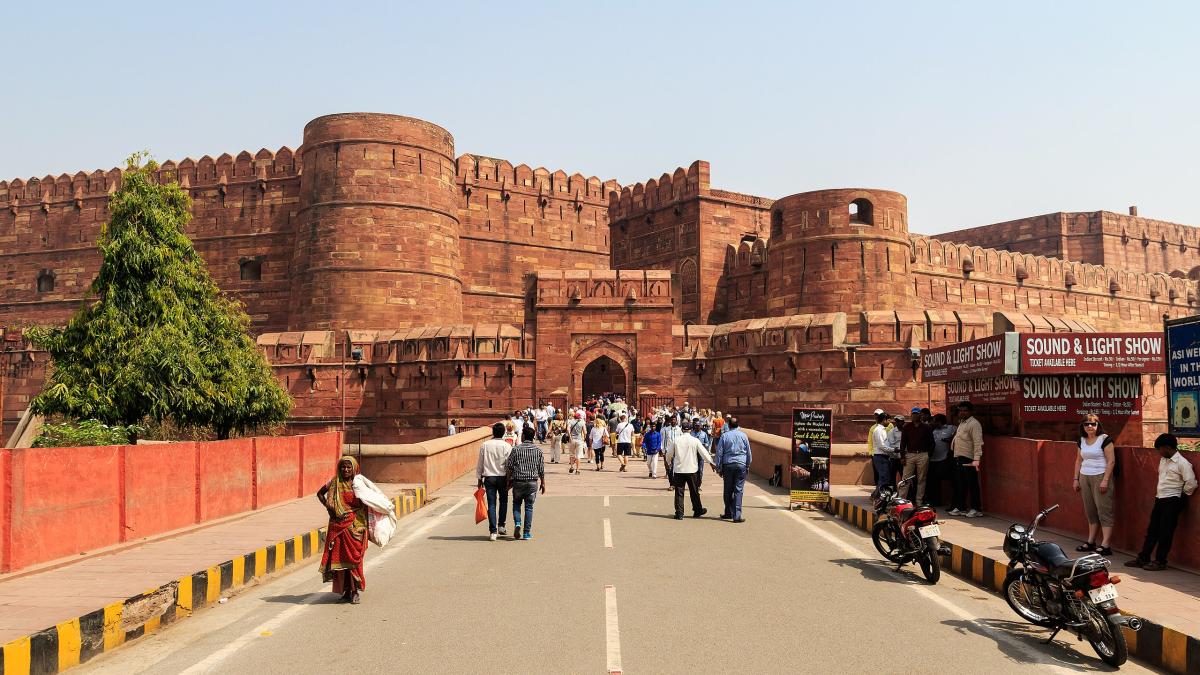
[581,356,627,402]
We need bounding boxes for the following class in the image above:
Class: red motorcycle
[871,476,948,583]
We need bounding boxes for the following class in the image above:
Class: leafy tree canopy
[28,152,291,439]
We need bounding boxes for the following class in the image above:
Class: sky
[2,1,1197,235]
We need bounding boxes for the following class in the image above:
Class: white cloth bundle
[353,474,398,547]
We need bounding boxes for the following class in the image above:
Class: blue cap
[911,406,922,413]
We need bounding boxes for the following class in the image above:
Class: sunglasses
[1083,421,1098,426]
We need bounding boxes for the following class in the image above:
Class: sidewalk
[830,486,1200,672]
[0,483,423,648]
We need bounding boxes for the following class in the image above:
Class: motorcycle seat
[1034,542,1099,578]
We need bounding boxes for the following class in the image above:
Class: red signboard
[1017,374,1142,421]
[1020,333,1164,374]
[945,375,1020,405]
[921,334,1017,382]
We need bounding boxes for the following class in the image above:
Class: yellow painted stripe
[1162,627,1187,673]
[232,556,245,588]
[143,614,162,635]
[274,542,285,571]
[255,547,267,578]
[293,535,304,561]
[951,546,963,574]
[1122,622,1138,654]
[309,530,319,554]
[103,602,125,650]
[206,566,221,605]
[177,575,193,615]
[405,495,414,514]
[993,561,1007,592]
[3,635,31,675]
[971,553,984,582]
[57,617,82,668]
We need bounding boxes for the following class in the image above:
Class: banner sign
[1020,333,1164,374]
[921,333,1018,382]
[790,408,831,506]
[1017,374,1142,421]
[1166,316,1200,437]
[945,375,1020,406]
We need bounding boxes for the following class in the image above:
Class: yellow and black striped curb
[826,495,1200,674]
[0,486,427,675]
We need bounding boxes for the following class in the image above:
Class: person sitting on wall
[1125,433,1197,571]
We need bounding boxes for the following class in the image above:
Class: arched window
[849,198,874,225]
[239,258,262,281]
[36,271,55,293]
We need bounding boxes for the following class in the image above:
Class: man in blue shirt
[715,416,752,522]
[689,419,712,491]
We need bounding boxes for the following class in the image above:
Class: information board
[1166,315,1200,437]
[790,408,831,506]
[1018,374,1142,421]
[1020,333,1164,374]
[921,334,1018,382]
[945,375,1021,406]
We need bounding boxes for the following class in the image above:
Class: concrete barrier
[0,432,342,573]
[357,425,493,493]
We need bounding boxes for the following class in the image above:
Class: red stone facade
[2,112,1198,443]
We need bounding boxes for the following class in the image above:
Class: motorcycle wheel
[1002,572,1056,628]
[871,520,905,563]
[918,537,941,584]
[1086,606,1128,667]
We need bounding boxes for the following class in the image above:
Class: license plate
[1088,584,1118,603]
[918,524,941,538]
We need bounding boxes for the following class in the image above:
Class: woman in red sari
[317,456,368,604]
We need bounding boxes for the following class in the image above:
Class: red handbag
[474,487,487,524]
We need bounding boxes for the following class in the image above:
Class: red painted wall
[981,436,1200,568]
[0,431,342,572]
[197,439,254,521]
[7,445,122,571]
[254,436,301,507]
[123,442,197,539]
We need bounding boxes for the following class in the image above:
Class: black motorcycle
[1001,504,1140,667]
[870,476,949,583]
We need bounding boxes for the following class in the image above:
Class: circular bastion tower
[288,113,463,330]
[766,188,914,316]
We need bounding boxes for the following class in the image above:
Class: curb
[827,495,1200,675]
[0,486,427,675]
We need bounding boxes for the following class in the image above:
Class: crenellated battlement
[456,154,617,205]
[608,160,710,220]
[0,147,300,208]
[256,323,531,366]
[911,233,1200,306]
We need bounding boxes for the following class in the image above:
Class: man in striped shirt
[506,425,546,540]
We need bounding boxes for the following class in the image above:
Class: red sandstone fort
[1,112,1195,443]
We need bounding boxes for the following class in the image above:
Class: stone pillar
[288,113,463,331]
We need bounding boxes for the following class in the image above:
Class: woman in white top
[589,418,608,471]
[1073,413,1116,556]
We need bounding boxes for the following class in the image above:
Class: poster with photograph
[790,408,832,506]
[1167,315,1200,442]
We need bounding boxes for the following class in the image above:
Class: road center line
[756,495,1075,674]
[603,495,610,507]
[605,584,623,674]
[603,517,613,548]
[179,496,469,675]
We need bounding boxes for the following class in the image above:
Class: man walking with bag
[715,416,752,522]
[476,422,512,541]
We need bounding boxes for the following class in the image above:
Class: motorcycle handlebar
[1042,504,1060,517]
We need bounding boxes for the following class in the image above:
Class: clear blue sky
[2,1,1197,234]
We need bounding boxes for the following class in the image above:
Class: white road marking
[603,495,610,507]
[605,584,623,674]
[756,495,1076,674]
[179,496,469,675]
[603,518,613,548]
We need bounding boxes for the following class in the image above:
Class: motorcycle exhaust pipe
[1126,617,1143,632]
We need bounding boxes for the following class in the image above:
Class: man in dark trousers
[1126,433,1197,571]
[715,416,752,522]
[664,427,715,519]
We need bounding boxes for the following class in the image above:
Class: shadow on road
[427,535,494,542]
[262,593,342,605]
[941,618,1113,672]
[828,557,929,586]
[626,511,685,520]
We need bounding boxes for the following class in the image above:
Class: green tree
[28,153,291,439]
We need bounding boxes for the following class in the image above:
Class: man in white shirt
[1126,433,1197,571]
[615,413,635,473]
[477,422,513,541]
[534,406,549,442]
[664,432,715,519]
[868,409,897,495]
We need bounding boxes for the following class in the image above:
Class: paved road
[79,458,1160,674]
